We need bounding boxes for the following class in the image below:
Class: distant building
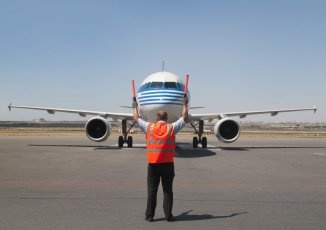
[32,118,47,122]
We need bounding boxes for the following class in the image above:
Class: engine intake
[214,118,240,143]
[85,116,111,142]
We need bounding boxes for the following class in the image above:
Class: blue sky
[1,0,325,121]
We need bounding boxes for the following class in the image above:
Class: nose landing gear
[118,119,136,148]
[190,120,207,148]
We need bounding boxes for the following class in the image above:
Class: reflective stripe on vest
[146,122,176,163]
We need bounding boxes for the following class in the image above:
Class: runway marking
[313,153,326,156]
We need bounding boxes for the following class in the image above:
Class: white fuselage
[137,72,189,123]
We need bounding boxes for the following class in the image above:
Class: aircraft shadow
[154,210,248,222]
[94,146,145,150]
[28,144,217,156]
[175,144,216,158]
[28,144,119,149]
[28,144,147,150]
[28,144,326,153]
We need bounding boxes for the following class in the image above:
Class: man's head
[156,111,168,122]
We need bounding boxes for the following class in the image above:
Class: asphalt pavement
[0,135,325,230]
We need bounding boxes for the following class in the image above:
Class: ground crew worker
[132,97,189,222]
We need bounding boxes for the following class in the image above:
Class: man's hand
[183,97,188,106]
[133,99,139,122]
[182,96,189,120]
[132,100,138,109]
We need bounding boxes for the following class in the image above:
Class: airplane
[8,71,317,148]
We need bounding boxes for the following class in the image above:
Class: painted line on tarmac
[313,153,326,156]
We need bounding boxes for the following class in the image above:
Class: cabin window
[164,82,177,88]
[150,82,163,88]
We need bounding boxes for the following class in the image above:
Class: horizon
[1,118,325,124]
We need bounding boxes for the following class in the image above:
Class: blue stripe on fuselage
[138,94,183,99]
[139,92,184,97]
[139,102,183,105]
[137,86,187,107]
[138,97,183,102]
[138,88,184,95]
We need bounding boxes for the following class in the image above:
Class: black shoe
[166,216,176,222]
[145,216,154,222]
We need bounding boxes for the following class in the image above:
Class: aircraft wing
[189,106,317,121]
[8,104,133,120]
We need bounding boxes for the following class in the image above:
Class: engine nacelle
[214,118,240,143]
[85,116,111,142]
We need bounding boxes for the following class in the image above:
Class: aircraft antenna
[162,61,165,72]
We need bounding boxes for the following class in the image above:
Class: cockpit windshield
[150,82,163,88]
[139,81,185,91]
[164,82,177,88]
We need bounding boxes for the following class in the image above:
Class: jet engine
[85,116,111,142]
[214,118,240,143]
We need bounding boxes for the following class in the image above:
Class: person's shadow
[155,210,248,222]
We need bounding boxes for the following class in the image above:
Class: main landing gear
[190,120,207,148]
[118,119,136,148]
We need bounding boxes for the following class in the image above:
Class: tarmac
[0,135,326,230]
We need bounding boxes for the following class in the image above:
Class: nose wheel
[127,136,133,148]
[118,119,135,148]
[192,136,207,148]
[201,136,207,148]
[193,137,199,148]
[191,120,208,148]
[118,136,124,148]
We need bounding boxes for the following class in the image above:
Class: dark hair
[156,111,168,121]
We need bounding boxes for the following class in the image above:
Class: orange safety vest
[146,122,176,163]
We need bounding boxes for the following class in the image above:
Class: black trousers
[145,162,175,219]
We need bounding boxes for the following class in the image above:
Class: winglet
[8,103,12,111]
[313,106,317,114]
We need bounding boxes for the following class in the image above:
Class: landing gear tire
[118,136,124,148]
[127,136,133,148]
[201,137,207,148]
[193,137,199,148]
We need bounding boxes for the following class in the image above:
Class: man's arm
[172,97,189,134]
[132,99,149,133]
